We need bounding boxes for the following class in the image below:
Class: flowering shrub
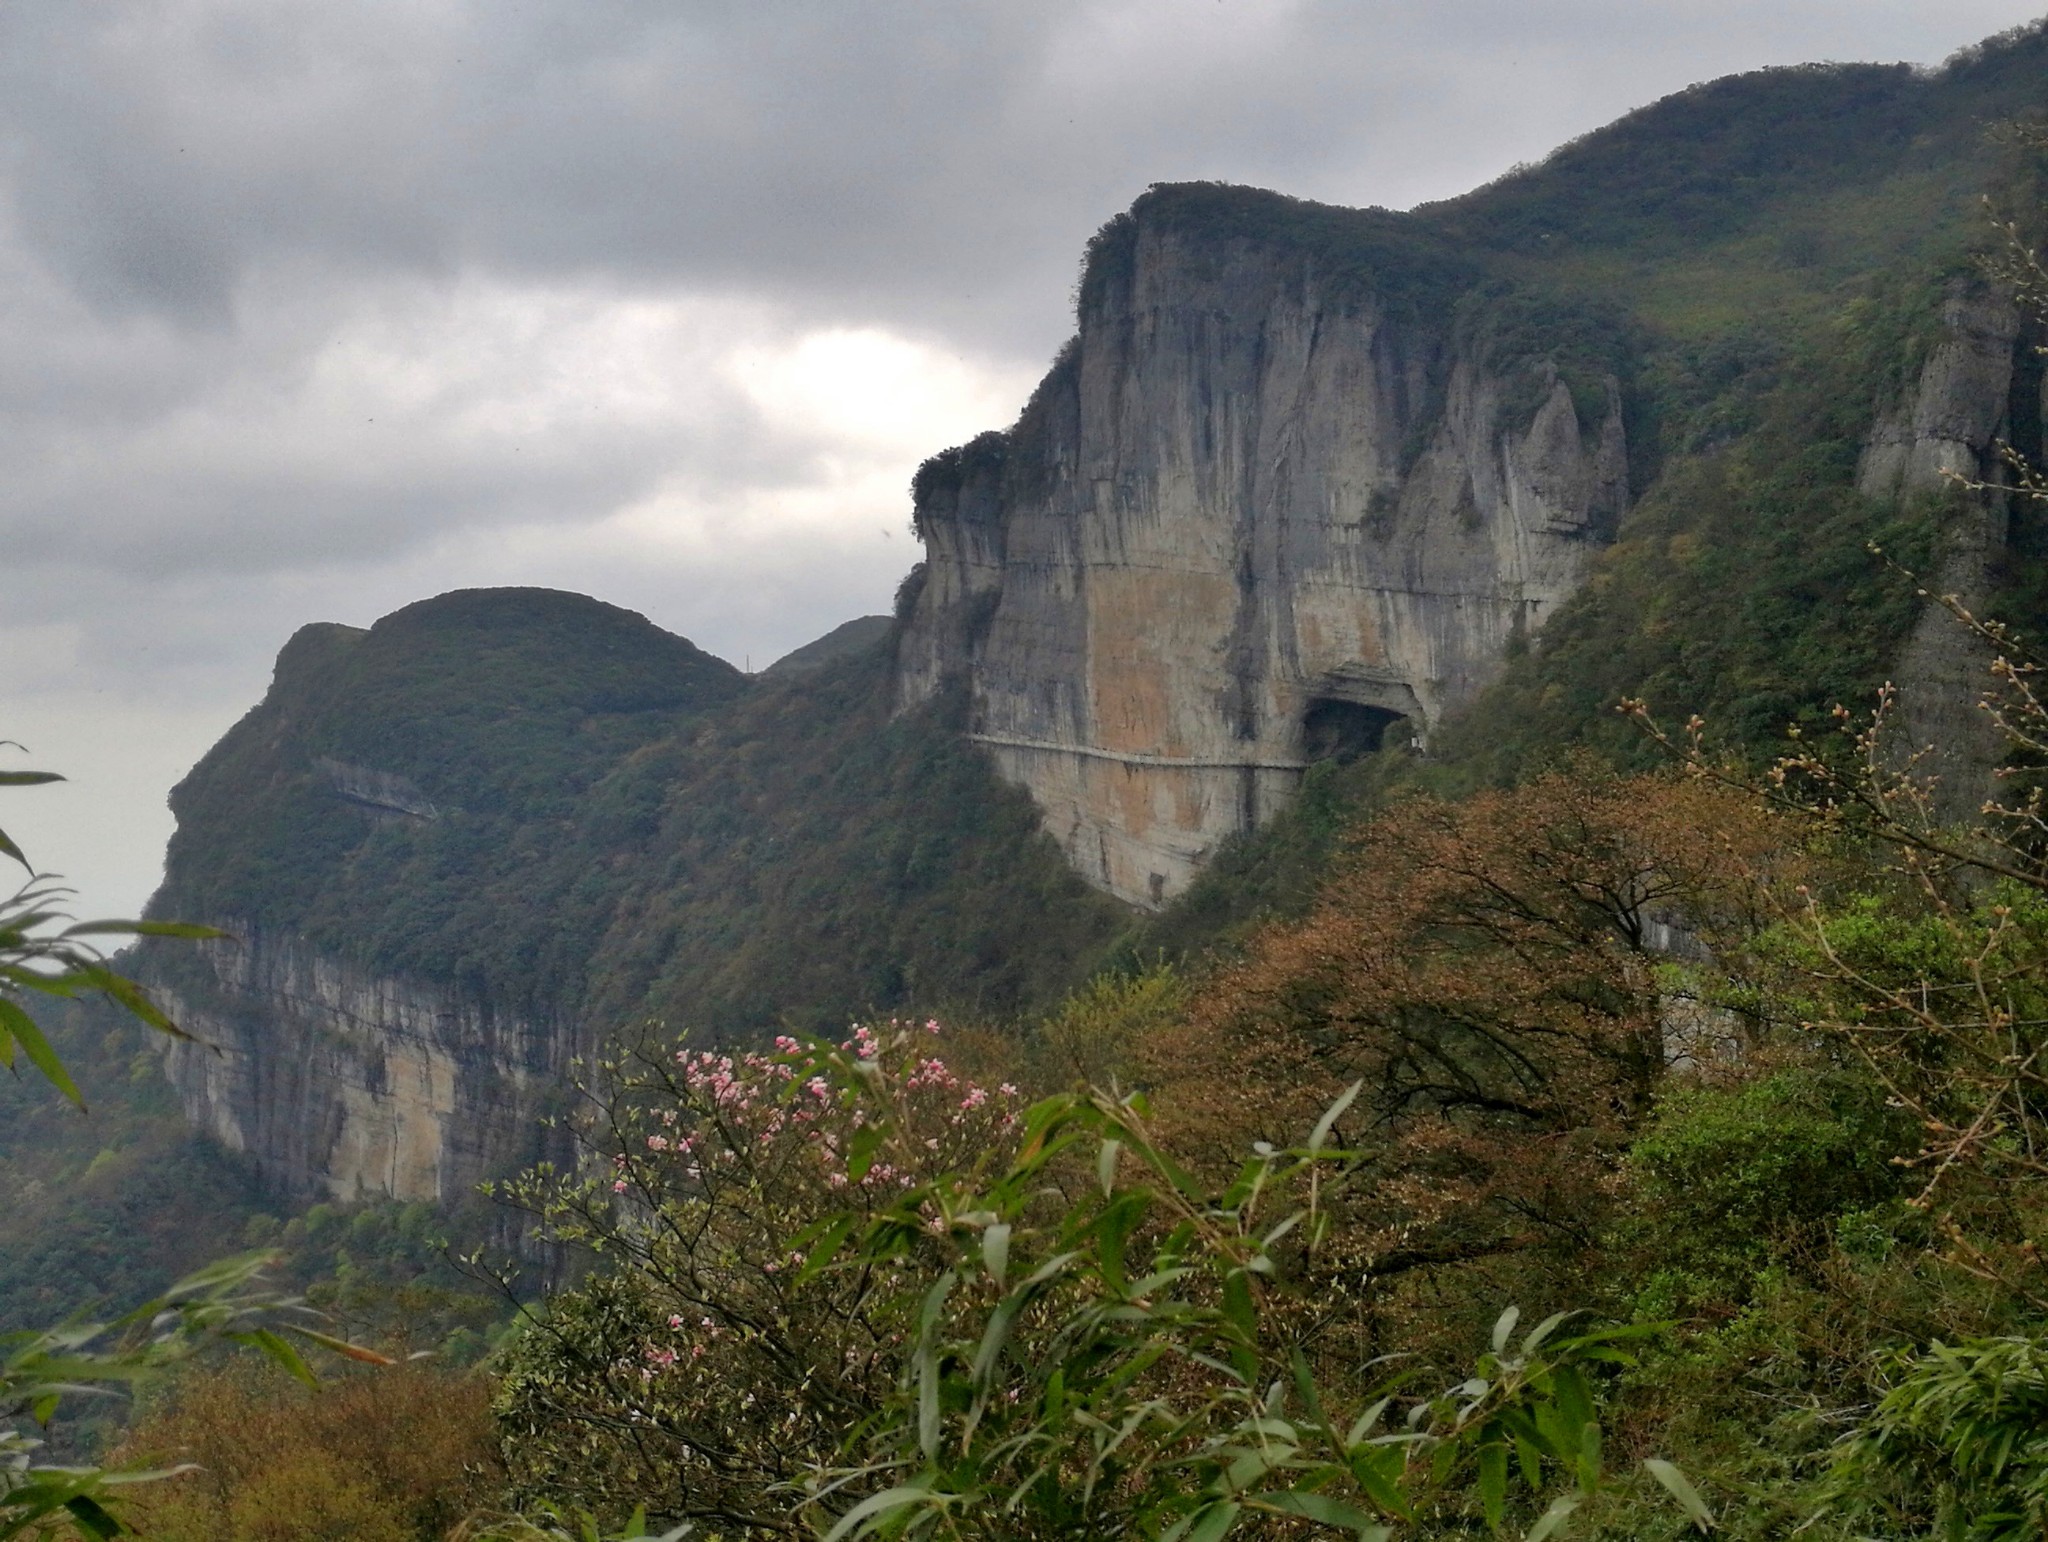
[494,1024,1710,1541]
[491,1022,1026,1536]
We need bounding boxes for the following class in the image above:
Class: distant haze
[1,0,2041,920]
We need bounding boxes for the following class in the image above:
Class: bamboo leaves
[789,1060,1711,1541]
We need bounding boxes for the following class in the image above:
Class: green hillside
[148,587,1123,1035]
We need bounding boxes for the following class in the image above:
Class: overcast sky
[3,0,2042,921]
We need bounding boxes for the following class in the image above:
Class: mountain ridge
[123,18,2048,1200]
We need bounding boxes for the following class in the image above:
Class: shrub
[114,1358,502,1542]
[1614,1067,1911,1314]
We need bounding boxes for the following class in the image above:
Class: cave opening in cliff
[1301,698,1408,763]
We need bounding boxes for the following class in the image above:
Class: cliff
[897,188,1628,905]
[156,927,557,1201]
[1862,287,2037,813]
[899,33,2048,907]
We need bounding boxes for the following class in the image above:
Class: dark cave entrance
[1301,698,1408,764]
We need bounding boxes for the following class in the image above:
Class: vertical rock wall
[156,925,562,1202]
[1859,287,2036,815]
[898,202,1627,907]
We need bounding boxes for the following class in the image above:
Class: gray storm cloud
[0,0,2040,917]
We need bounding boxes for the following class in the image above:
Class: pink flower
[668,1315,685,1329]
[613,1179,629,1193]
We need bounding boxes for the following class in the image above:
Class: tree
[491,1024,1029,1535]
[492,1022,1712,1540]
[1144,766,1783,1350]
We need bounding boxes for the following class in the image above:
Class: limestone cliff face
[133,588,749,1201]
[898,196,1627,907]
[1859,288,2037,813]
[156,924,560,1201]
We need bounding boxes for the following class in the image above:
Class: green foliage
[493,1025,1711,1540]
[1081,182,1480,326]
[566,659,1124,1039]
[0,1010,268,1338]
[910,432,1007,535]
[1434,26,2048,265]
[1614,1069,1912,1315]
[151,589,748,1016]
[793,1063,1696,1542]
[1826,1332,2048,1540]
[1452,282,1640,440]
[114,1357,503,1542]
[1023,960,1188,1089]
[144,595,1121,1044]
[1,1254,380,1540]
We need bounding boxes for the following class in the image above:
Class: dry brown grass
[109,1358,503,1541]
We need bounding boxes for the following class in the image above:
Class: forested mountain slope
[100,19,2048,1209]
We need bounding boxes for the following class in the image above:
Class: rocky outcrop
[898,192,1627,907]
[156,924,560,1201]
[1859,288,2034,814]
[313,758,441,821]
[1857,291,2024,503]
